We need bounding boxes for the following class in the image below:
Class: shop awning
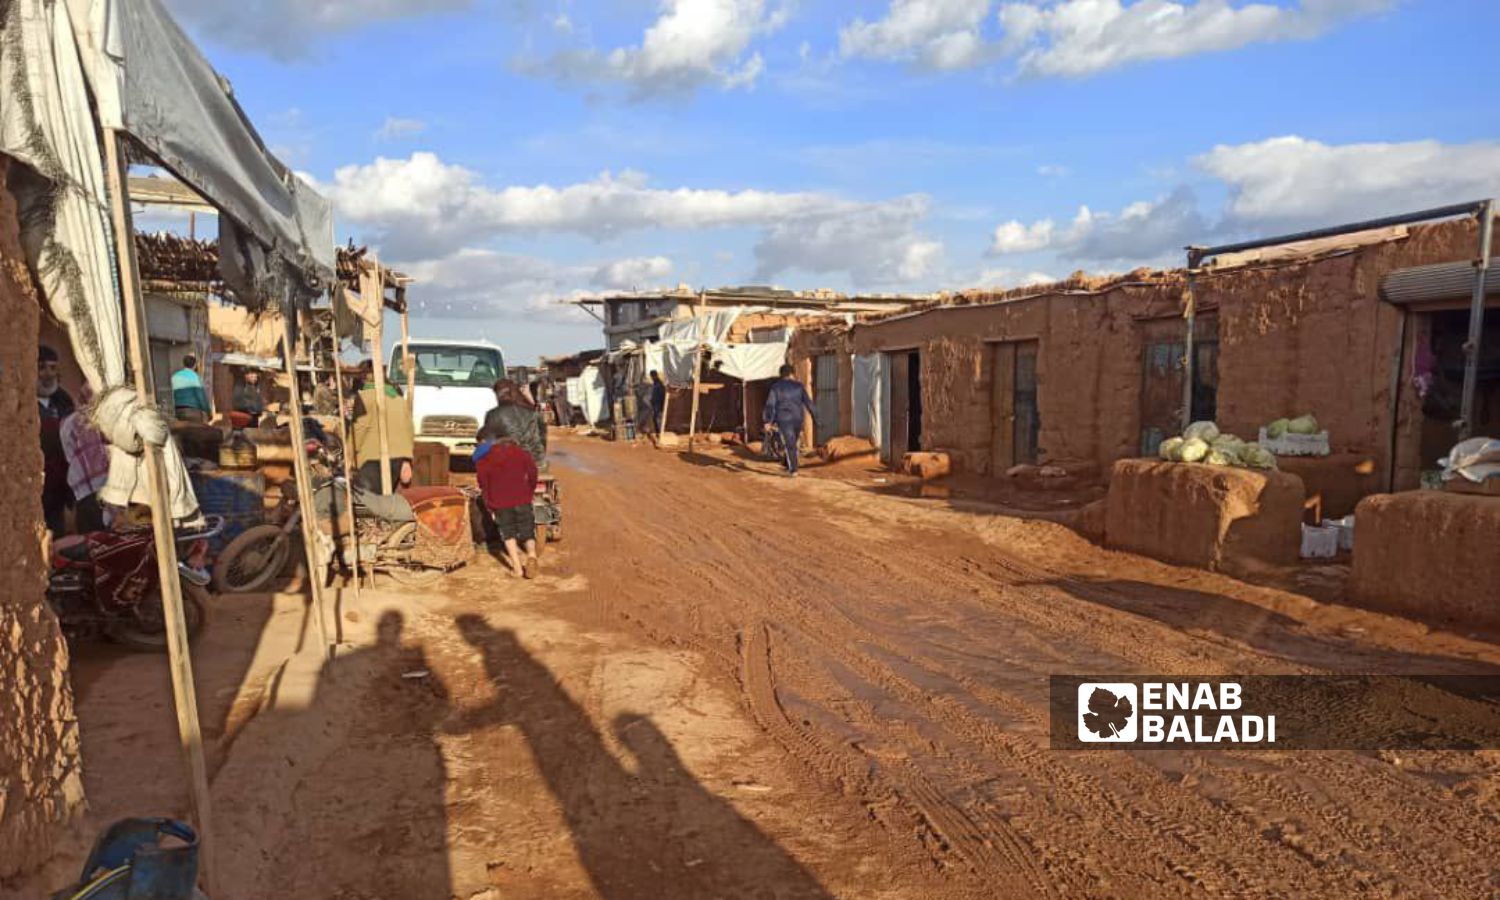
[1380,262,1498,306]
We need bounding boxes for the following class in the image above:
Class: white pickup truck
[389,339,504,458]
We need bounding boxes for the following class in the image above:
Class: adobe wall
[0,158,86,883]
[1203,218,1493,490]
[849,285,1179,474]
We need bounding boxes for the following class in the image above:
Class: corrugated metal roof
[1380,262,1497,305]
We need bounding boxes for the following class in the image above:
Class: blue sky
[160,0,1500,362]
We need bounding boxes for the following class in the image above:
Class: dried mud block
[1277,453,1380,519]
[902,452,952,480]
[824,435,876,461]
[1105,459,1305,572]
[1350,492,1500,632]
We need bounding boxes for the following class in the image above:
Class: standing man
[635,370,665,447]
[62,382,110,533]
[762,363,816,477]
[232,368,267,427]
[37,346,76,536]
[349,361,415,493]
[171,354,211,422]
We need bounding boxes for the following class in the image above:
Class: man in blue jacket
[763,364,816,476]
[171,354,211,422]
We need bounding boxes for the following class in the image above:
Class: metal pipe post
[1459,200,1495,440]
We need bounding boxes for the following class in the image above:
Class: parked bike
[48,516,223,653]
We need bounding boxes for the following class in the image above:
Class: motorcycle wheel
[107,577,209,653]
[212,524,291,594]
[386,566,444,588]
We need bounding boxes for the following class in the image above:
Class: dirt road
[67,433,1500,899]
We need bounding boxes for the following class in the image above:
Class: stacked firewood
[135,232,220,287]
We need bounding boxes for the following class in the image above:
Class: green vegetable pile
[1157,421,1278,470]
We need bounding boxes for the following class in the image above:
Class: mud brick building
[790,214,1498,498]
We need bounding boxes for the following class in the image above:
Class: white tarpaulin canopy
[711,342,787,381]
[2,0,197,518]
[577,364,607,424]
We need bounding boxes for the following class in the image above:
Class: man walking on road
[763,363,816,476]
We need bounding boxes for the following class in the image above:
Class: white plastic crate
[1300,523,1340,559]
[1258,427,1331,457]
[1322,515,1355,552]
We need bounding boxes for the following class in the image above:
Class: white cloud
[532,0,790,97]
[375,117,428,141]
[397,248,602,324]
[1197,136,1500,230]
[318,151,943,287]
[997,0,1391,79]
[988,188,1203,264]
[976,267,1056,288]
[754,195,945,287]
[839,0,994,70]
[592,256,674,289]
[1036,164,1070,177]
[166,0,471,59]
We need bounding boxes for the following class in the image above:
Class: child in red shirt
[474,438,540,578]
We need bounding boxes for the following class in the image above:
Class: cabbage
[1241,445,1278,470]
[1206,448,1241,467]
[1212,434,1245,454]
[1266,418,1290,439]
[1184,421,1220,443]
[1179,437,1209,463]
[1287,414,1319,435]
[1159,436,1185,461]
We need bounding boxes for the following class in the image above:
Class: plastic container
[191,470,266,554]
[1300,523,1340,559]
[1322,515,1355,552]
[1259,427,1331,457]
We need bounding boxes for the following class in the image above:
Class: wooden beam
[281,313,332,659]
[106,130,219,896]
[686,291,706,452]
[362,261,393,494]
[326,299,362,606]
[400,300,414,418]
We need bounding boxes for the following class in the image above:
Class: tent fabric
[712,342,787,382]
[577,364,607,425]
[661,341,699,387]
[1,0,198,520]
[852,354,878,439]
[63,0,334,306]
[876,354,890,456]
[658,306,746,345]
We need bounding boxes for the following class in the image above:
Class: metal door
[1138,314,1218,455]
[1014,341,1040,465]
[990,341,1040,471]
[813,353,841,440]
[888,351,910,459]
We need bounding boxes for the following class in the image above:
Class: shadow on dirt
[1047,577,1500,678]
[453,614,833,899]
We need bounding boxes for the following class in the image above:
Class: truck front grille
[420,415,479,438]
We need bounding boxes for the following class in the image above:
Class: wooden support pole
[281,312,332,659]
[105,129,218,895]
[657,385,672,445]
[686,291,706,452]
[327,300,362,604]
[363,262,393,494]
[400,296,414,418]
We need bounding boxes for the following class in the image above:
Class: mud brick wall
[1350,491,1500,632]
[0,159,87,883]
[1202,218,1492,490]
[848,285,1180,474]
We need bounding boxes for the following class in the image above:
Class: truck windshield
[391,345,504,388]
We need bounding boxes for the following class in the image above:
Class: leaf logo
[1077,683,1138,742]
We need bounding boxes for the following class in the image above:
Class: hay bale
[1105,459,1304,572]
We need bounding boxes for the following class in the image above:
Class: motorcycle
[48,516,223,653]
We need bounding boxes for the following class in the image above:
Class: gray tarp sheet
[65,0,334,305]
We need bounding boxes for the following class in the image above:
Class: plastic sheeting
[576,364,608,425]
[1,0,199,520]
[712,342,787,381]
[63,0,334,306]
[1440,437,1500,484]
[658,306,746,345]
[852,354,878,440]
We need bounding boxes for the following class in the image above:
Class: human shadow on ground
[1047,577,1500,679]
[453,614,834,900]
[214,611,453,899]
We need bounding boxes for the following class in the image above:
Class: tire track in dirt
[553,439,1500,898]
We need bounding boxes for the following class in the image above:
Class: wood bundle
[136,232,220,288]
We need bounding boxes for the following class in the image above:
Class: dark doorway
[1415,309,1500,472]
[888,350,922,457]
[989,340,1040,472]
[1138,313,1218,455]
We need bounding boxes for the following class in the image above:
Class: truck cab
[390,339,504,458]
